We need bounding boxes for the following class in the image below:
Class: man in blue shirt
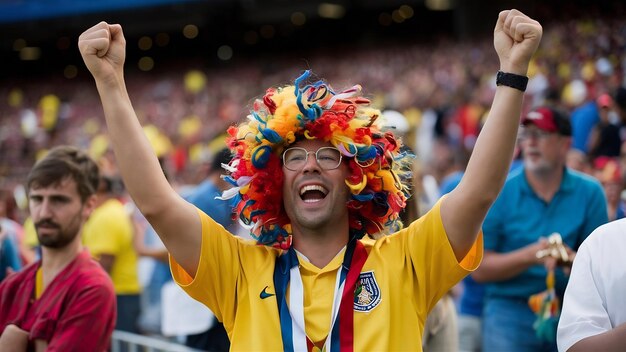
[0,230,20,282]
[185,147,234,227]
[473,106,608,352]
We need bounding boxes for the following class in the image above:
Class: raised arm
[440,9,542,260]
[78,22,201,276]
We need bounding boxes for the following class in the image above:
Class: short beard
[36,213,82,249]
[38,230,78,249]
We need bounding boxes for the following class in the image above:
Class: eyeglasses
[282,147,343,171]
[518,127,554,140]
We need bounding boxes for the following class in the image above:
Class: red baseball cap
[521,107,572,136]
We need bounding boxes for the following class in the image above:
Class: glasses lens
[283,148,307,171]
[316,147,342,169]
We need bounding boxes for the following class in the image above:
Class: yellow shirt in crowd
[83,198,140,295]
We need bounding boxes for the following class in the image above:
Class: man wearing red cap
[473,106,608,351]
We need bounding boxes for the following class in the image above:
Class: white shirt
[557,218,626,351]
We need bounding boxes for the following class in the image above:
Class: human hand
[5,267,15,277]
[554,243,575,275]
[535,233,574,273]
[78,22,126,86]
[529,237,550,265]
[0,324,29,351]
[493,9,542,75]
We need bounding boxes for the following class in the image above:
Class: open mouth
[299,184,328,203]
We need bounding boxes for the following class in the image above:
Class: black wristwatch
[496,71,529,92]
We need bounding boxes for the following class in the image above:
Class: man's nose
[301,151,321,173]
[38,199,53,218]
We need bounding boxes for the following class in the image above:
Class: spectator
[0,225,20,281]
[473,106,608,351]
[185,147,234,229]
[557,219,626,351]
[0,146,116,351]
[82,175,141,333]
[569,86,597,154]
[592,157,626,221]
[0,190,35,265]
[588,93,620,159]
[614,87,626,142]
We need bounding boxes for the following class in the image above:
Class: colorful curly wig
[220,70,413,249]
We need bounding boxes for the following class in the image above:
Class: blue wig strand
[294,70,311,90]
[295,71,326,120]
[356,145,378,162]
[352,193,375,201]
[251,145,272,168]
[259,127,283,144]
[252,111,266,125]
[249,209,266,220]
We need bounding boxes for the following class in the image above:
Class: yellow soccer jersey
[83,198,140,294]
[170,199,482,351]
[23,217,38,248]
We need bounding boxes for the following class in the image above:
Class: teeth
[299,184,328,196]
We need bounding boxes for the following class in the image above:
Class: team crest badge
[353,271,381,312]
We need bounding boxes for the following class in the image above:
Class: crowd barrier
[111,330,203,352]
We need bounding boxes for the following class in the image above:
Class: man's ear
[82,194,98,218]
[562,136,573,153]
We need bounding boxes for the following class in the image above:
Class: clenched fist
[78,22,126,86]
[494,9,543,75]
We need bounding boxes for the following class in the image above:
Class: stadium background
[2,0,623,78]
[0,0,624,191]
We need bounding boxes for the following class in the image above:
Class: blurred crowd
[1,13,626,351]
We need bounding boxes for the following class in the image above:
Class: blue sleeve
[482,196,503,251]
[185,183,233,228]
[0,238,21,280]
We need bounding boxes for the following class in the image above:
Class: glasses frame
[518,127,555,140]
[282,146,343,171]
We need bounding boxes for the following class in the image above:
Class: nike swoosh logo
[260,285,275,299]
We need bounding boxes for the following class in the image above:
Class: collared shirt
[483,167,608,299]
[0,250,116,351]
[557,218,626,351]
[170,199,482,351]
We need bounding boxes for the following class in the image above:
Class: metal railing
[111,330,203,352]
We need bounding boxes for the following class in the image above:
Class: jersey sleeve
[404,198,483,312]
[169,208,275,326]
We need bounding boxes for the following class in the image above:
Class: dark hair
[98,175,125,195]
[210,148,233,173]
[27,146,100,202]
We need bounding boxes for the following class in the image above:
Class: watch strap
[496,71,529,92]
